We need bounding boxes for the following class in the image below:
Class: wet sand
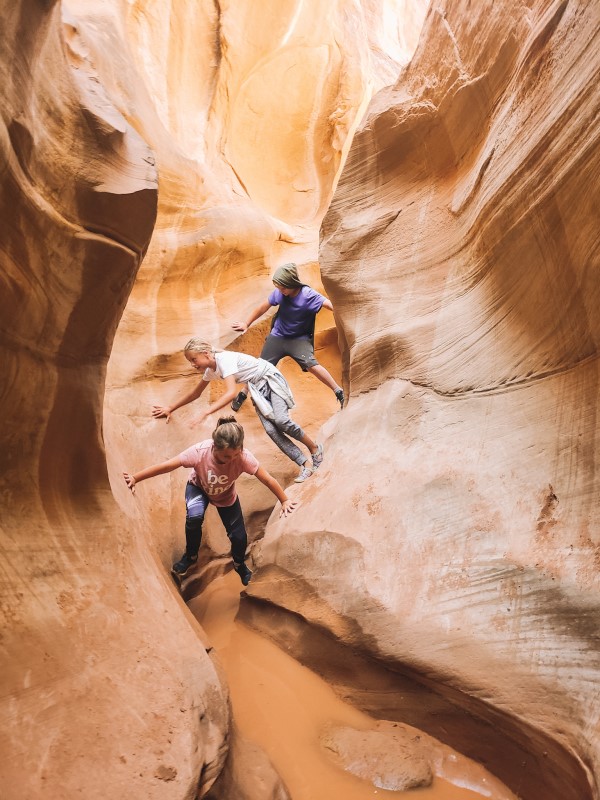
[189,571,518,800]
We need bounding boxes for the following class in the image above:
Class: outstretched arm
[190,375,239,427]
[152,379,209,423]
[231,299,272,333]
[321,298,334,312]
[123,456,183,495]
[254,465,299,517]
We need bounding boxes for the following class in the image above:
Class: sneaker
[312,443,324,470]
[335,388,345,409]
[231,391,247,412]
[294,465,314,483]
[172,552,198,577]
[234,562,252,586]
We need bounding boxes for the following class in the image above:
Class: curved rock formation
[0,0,427,798]
[101,0,427,588]
[0,2,225,798]
[252,1,600,798]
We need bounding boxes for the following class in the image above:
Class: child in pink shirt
[123,417,297,584]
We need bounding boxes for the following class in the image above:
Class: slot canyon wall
[0,0,427,798]
[0,3,229,800]
[1,0,598,799]
[251,1,600,799]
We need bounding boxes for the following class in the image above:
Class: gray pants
[255,388,307,466]
[260,334,318,371]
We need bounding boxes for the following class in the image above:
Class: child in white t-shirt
[151,338,324,484]
[123,416,297,582]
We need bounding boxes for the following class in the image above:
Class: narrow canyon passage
[190,572,518,800]
[2,1,599,798]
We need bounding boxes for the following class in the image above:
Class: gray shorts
[260,334,318,372]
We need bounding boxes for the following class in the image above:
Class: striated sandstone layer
[102,0,427,573]
[251,1,600,799]
[101,0,427,586]
[0,0,428,798]
[0,2,225,799]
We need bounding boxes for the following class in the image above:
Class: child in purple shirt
[231,263,344,411]
[123,416,297,583]
[268,284,325,338]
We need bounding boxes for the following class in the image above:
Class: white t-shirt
[203,351,262,384]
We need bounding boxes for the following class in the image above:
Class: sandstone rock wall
[0,0,427,797]
[101,0,427,580]
[0,2,223,798]
[254,1,600,798]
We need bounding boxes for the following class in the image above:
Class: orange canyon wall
[1,0,598,799]
[0,1,426,798]
[253,1,600,799]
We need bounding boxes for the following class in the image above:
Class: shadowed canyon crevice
[1,0,599,798]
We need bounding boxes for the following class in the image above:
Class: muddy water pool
[190,572,518,800]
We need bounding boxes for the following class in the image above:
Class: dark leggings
[184,482,247,564]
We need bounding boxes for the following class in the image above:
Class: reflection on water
[189,571,518,800]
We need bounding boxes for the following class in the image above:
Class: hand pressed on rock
[280,499,299,517]
[152,405,172,423]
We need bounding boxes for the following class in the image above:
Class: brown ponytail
[212,416,244,450]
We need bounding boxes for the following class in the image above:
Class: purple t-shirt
[268,286,325,338]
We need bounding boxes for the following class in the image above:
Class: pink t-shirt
[178,440,259,507]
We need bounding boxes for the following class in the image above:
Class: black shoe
[172,552,198,577]
[335,388,345,409]
[231,391,247,412]
[234,562,252,586]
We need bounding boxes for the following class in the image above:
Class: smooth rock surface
[0,1,427,798]
[205,721,292,800]
[252,1,600,798]
[0,1,233,798]
[321,722,434,790]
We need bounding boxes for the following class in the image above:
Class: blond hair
[212,416,245,449]
[184,337,214,355]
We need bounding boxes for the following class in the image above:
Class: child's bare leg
[308,364,341,393]
[299,431,318,454]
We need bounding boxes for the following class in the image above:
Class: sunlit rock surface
[0,0,426,798]
[99,0,427,591]
[253,2,600,799]
[0,1,233,799]
[102,0,427,577]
